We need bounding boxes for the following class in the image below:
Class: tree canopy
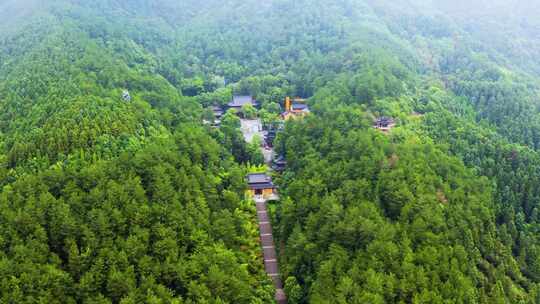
[2,0,540,303]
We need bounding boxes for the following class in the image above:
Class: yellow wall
[282,112,294,120]
[263,188,274,198]
[283,111,308,121]
[247,188,275,199]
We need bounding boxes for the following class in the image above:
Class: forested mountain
[2,0,540,303]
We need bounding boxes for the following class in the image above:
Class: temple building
[272,155,287,172]
[281,97,310,120]
[265,128,277,147]
[373,117,396,132]
[247,173,277,201]
[227,95,259,112]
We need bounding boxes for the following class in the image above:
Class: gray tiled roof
[291,103,309,111]
[228,95,255,107]
[247,173,271,184]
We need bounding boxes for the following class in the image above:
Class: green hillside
[1,1,540,303]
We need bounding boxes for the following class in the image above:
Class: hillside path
[240,118,286,304]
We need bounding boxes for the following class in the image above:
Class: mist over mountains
[2,1,540,303]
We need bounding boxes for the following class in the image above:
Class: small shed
[374,117,396,132]
[122,90,131,102]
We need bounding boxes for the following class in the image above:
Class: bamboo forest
[1,0,540,303]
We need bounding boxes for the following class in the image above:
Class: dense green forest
[2,0,540,303]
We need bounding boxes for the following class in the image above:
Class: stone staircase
[256,200,287,304]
